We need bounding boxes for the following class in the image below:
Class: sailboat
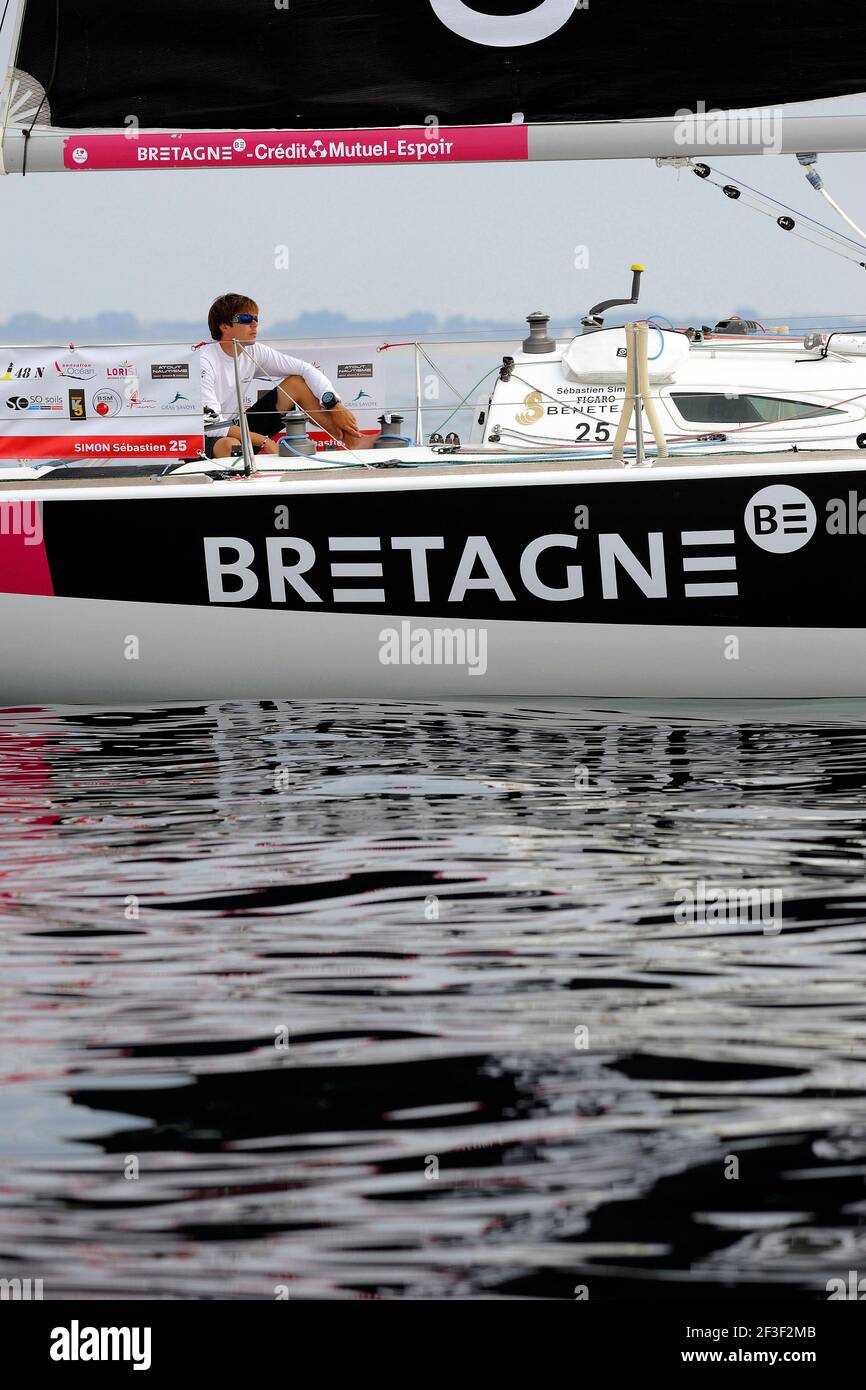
[1,0,866,703]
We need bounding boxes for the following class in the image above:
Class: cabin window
[670,393,843,424]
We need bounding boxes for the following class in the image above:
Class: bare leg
[272,375,319,414]
[211,434,239,459]
[211,426,271,460]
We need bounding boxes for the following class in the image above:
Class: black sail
[12,0,866,131]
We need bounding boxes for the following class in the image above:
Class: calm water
[3,698,866,1301]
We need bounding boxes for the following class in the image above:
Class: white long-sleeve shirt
[199,341,337,437]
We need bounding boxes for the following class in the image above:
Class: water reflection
[2,698,866,1299]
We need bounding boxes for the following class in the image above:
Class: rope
[711,183,866,268]
[414,342,463,401]
[431,366,500,436]
[817,185,866,244]
[681,161,866,270]
[709,163,866,253]
[21,0,60,176]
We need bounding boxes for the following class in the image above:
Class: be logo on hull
[429,0,578,47]
[744,484,817,554]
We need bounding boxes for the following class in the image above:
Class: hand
[331,403,361,438]
[310,402,361,445]
[259,438,280,455]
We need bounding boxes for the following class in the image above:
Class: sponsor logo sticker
[2,362,47,380]
[5,392,63,412]
[125,387,158,410]
[55,357,97,381]
[162,392,195,412]
[92,388,123,418]
[744,484,817,554]
[337,363,374,379]
[151,363,190,380]
[68,388,87,420]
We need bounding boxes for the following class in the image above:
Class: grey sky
[2,2,864,331]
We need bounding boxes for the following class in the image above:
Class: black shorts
[203,387,284,458]
[245,386,283,438]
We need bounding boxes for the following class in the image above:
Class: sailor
[199,294,366,458]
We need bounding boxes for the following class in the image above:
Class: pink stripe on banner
[0,507,53,597]
[63,126,529,171]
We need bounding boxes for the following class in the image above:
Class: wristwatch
[320,391,340,410]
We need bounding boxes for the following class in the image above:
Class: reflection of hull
[3,450,866,702]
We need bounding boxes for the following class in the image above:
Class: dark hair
[208,293,258,340]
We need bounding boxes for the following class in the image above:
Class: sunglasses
[232,314,259,325]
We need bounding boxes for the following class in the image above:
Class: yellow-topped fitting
[630,264,646,272]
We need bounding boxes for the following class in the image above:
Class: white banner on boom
[0,345,203,459]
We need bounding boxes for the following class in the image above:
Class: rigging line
[704,163,866,253]
[431,366,500,436]
[816,185,866,243]
[0,0,11,38]
[700,170,866,257]
[414,343,463,401]
[21,0,59,176]
[701,177,866,266]
[736,209,866,269]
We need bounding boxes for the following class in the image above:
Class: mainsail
[2,0,866,172]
